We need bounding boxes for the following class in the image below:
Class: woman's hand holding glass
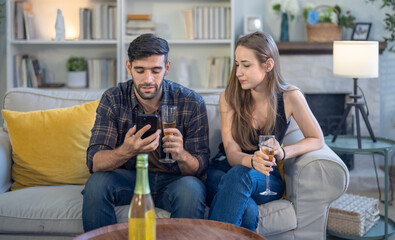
[253,148,277,176]
[258,135,277,195]
[253,138,284,175]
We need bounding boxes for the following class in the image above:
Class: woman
[207,31,324,230]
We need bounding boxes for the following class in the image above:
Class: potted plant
[66,57,88,88]
[303,4,355,42]
[367,0,394,52]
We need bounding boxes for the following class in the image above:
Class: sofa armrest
[283,145,349,239]
[0,129,12,193]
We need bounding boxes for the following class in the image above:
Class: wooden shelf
[277,41,387,55]
[11,40,117,45]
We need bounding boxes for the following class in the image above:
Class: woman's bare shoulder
[283,86,308,111]
[219,91,233,114]
[219,91,228,106]
[283,85,303,98]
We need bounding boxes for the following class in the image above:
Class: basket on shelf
[305,5,343,42]
[327,193,380,237]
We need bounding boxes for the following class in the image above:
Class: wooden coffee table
[74,218,266,240]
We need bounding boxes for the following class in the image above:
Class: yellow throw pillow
[1,100,99,191]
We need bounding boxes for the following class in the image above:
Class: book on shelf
[225,7,231,39]
[206,57,216,88]
[128,14,151,21]
[21,55,28,87]
[23,3,35,40]
[14,1,24,39]
[31,58,42,87]
[79,8,92,40]
[13,55,22,87]
[214,7,220,39]
[219,7,225,39]
[202,7,209,39]
[101,4,108,39]
[14,54,44,88]
[27,57,38,88]
[14,1,35,40]
[92,4,101,39]
[209,8,214,39]
[187,6,230,40]
[125,29,156,36]
[182,10,194,40]
[87,58,116,89]
[126,21,156,29]
[108,6,117,39]
[205,56,230,88]
[90,3,117,40]
[125,13,156,37]
[193,7,203,39]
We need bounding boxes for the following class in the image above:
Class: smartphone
[136,113,159,139]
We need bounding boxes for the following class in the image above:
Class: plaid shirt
[87,79,210,178]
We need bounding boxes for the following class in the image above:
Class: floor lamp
[331,41,379,149]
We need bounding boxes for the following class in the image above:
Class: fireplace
[305,93,354,169]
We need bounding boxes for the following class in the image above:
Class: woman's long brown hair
[224,31,289,151]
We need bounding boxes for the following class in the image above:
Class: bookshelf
[6,0,119,90]
[119,0,234,89]
[6,0,236,92]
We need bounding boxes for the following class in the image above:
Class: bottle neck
[134,166,150,195]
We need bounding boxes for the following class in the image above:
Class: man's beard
[134,81,163,100]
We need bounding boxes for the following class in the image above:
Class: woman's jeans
[207,155,284,231]
[82,169,206,232]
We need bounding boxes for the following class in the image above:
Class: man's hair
[127,34,169,64]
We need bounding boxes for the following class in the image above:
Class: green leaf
[272,4,281,11]
[66,57,88,72]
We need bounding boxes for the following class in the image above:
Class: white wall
[238,0,394,139]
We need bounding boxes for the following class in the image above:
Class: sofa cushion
[1,100,99,190]
[0,184,294,236]
[0,185,85,235]
[0,185,170,235]
[257,200,297,236]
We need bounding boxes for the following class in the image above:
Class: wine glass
[159,105,177,163]
[259,135,277,195]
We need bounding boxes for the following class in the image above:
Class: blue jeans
[82,169,206,232]
[208,163,284,231]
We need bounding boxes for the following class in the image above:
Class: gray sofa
[0,88,349,240]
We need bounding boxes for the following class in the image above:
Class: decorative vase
[67,71,87,88]
[54,9,65,41]
[280,13,289,42]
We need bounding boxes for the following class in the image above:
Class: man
[82,34,210,232]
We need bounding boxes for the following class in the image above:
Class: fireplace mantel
[277,41,387,55]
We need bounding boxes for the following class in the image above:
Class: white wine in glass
[259,135,277,196]
[159,105,177,163]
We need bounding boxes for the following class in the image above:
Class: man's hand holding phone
[135,113,161,152]
[120,125,161,158]
[118,113,160,158]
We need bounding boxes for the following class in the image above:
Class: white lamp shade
[333,41,379,78]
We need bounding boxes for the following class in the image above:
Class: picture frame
[244,16,262,34]
[351,23,372,40]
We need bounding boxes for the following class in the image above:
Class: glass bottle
[128,154,156,240]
